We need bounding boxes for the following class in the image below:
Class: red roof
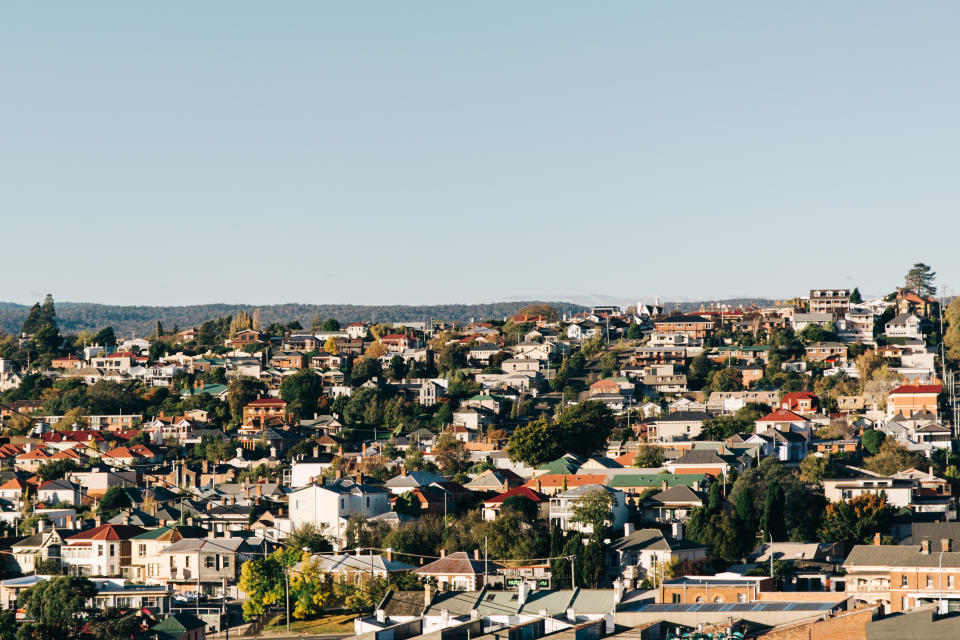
[103,446,141,460]
[381,334,411,342]
[0,478,28,491]
[246,398,287,407]
[66,524,147,541]
[484,486,548,505]
[757,409,808,423]
[16,450,49,460]
[890,384,942,395]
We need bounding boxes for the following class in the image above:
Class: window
[949,575,955,588]
[206,555,215,569]
[110,545,115,557]
[186,556,191,568]
[901,575,908,588]
[738,593,746,603]
[223,556,230,568]
[98,545,104,557]
[927,576,934,588]
[138,544,146,556]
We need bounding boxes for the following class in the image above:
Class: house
[653,316,715,339]
[754,409,812,438]
[303,552,416,580]
[464,469,523,493]
[887,384,941,420]
[289,448,337,488]
[647,411,712,441]
[127,524,208,583]
[641,486,704,524]
[780,391,819,413]
[808,289,850,316]
[160,537,255,596]
[37,478,84,506]
[383,471,444,495]
[61,524,147,577]
[791,313,834,332]
[805,342,848,363]
[844,540,960,614]
[148,612,207,640]
[548,485,628,534]
[606,525,706,583]
[10,525,72,575]
[413,551,501,591]
[381,334,418,353]
[666,449,741,478]
[482,486,550,521]
[885,313,924,339]
[288,478,390,545]
[241,397,289,428]
[823,472,954,517]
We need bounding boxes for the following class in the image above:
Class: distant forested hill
[0,301,588,337]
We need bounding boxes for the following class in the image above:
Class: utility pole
[222,576,229,640]
[569,554,576,589]
[285,563,290,632]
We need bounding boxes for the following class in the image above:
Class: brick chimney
[942,539,952,553]
[874,532,882,546]
[385,547,393,562]
[440,549,446,558]
[921,539,930,554]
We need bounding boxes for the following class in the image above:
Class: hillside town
[3,264,960,639]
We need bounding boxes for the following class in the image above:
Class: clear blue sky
[2,2,958,306]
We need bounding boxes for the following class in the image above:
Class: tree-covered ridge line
[0,300,588,336]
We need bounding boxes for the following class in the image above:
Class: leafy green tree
[280,368,324,420]
[863,440,926,475]
[799,454,847,484]
[818,492,894,548]
[570,488,614,536]
[626,323,644,339]
[633,444,665,468]
[0,610,15,640]
[287,523,333,553]
[36,459,80,482]
[351,357,382,385]
[861,429,885,455]
[600,352,618,378]
[507,401,615,466]
[88,611,141,640]
[437,344,468,372]
[502,495,539,523]
[687,352,713,390]
[321,318,341,331]
[92,326,117,347]
[904,263,937,297]
[227,378,268,424]
[388,355,407,380]
[710,366,742,392]
[434,434,471,475]
[17,576,97,640]
[97,485,132,520]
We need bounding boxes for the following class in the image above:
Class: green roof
[537,456,581,475]
[132,524,207,541]
[151,613,205,639]
[609,473,705,488]
[181,383,228,397]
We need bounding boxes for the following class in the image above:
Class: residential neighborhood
[0,265,957,639]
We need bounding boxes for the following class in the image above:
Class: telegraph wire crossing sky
[1,2,958,306]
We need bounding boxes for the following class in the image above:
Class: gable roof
[484,486,549,505]
[66,524,147,542]
[414,551,501,576]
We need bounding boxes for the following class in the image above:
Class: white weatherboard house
[288,478,390,545]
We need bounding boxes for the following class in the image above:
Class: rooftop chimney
[313,446,319,458]
[943,539,952,553]
[424,583,435,607]
[385,547,393,562]
[624,523,635,536]
[921,539,930,554]
[612,578,625,605]
[518,580,531,606]
[874,532,882,546]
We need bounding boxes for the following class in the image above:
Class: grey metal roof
[632,602,838,613]
[844,544,960,569]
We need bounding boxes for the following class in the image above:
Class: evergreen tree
[905,263,937,297]
[20,303,42,335]
[761,484,787,541]
[849,288,862,304]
